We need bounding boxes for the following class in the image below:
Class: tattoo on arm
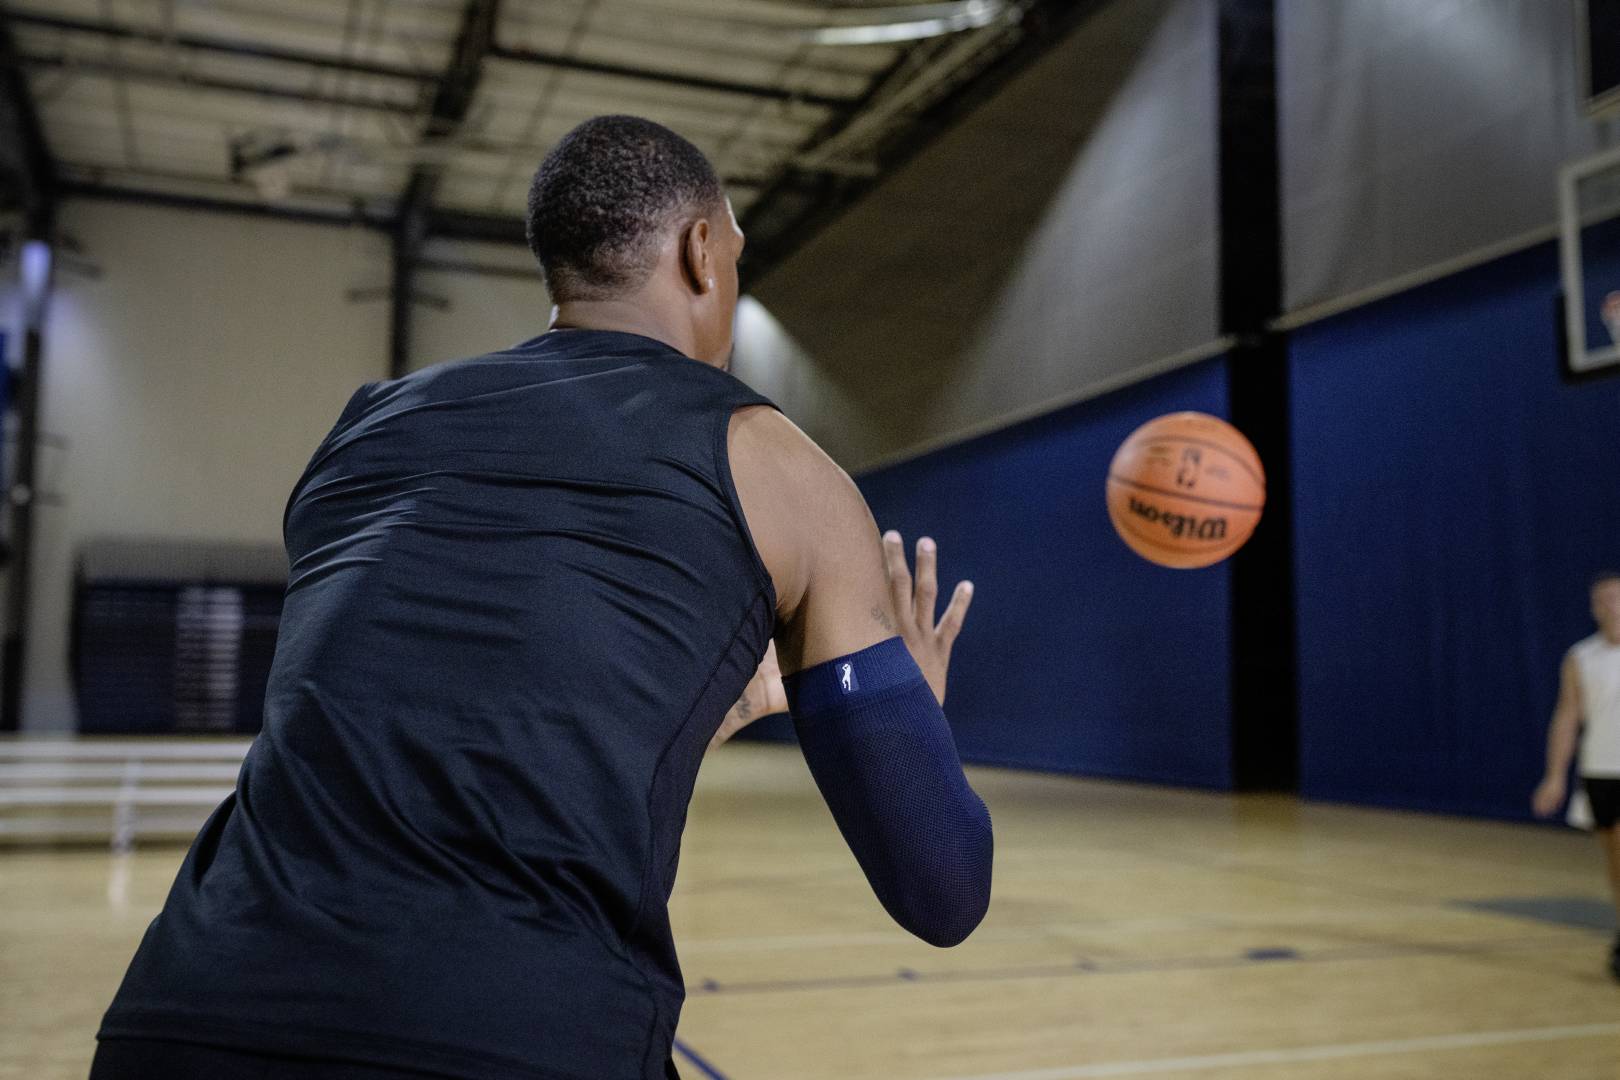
[736,695,754,720]
[871,606,895,632]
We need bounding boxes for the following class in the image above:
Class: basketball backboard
[1560,146,1620,375]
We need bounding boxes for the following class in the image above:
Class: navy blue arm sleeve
[782,637,993,947]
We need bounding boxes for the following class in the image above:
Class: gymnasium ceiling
[0,0,1096,280]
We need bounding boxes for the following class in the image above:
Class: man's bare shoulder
[728,406,873,612]
[729,406,858,508]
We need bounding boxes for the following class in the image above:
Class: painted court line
[676,906,1468,954]
[689,931,1584,996]
[672,1038,731,1080]
[932,1023,1620,1080]
[678,921,1186,955]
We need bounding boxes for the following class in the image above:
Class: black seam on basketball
[1106,474,1264,512]
[1110,508,1248,553]
[1124,434,1265,487]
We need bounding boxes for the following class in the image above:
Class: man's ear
[680,217,713,295]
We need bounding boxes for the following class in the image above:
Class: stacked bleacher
[71,538,287,735]
[0,539,284,844]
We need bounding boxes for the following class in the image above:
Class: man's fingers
[936,580,974,644]
[763,671,788,715]
[913,536,938,628]
[709,712,742,752]
[882,531,914,629]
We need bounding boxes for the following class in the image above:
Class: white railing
[0,737,250,848]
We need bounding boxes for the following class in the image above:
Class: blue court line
[1454,895,1618,932]
[1244,947,1299,961]
[673,1037,732,1080]
[687,931,1588,997]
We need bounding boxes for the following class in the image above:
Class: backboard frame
[1559,144,1620,375]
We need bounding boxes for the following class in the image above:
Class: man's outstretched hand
[882,531,973,706]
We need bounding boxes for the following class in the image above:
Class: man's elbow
[910,884,990,948]
[891,831,993,948]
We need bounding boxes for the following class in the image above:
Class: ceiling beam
[392,0,501,377]
[488,42,853,110]
[426,207,526,245]
[58,178,390,230]
[417,257,536,281]
[60,160,395,210]
[10,9,861,111]
[396,0,501,233]
[0,15,59,234]
[6,10,436,84]
[19,53,420,115]
[418,0,499,150]
[57,176,526,247]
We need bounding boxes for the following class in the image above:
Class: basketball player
[90,116,992,1079]
[1533,571,1620,981]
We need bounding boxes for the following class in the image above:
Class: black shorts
[90,1038,684,1080]
[1584,777,1620,830]
[90,1039,448,1080]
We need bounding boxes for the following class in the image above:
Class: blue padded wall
[1291,241,1620,819]
[775,357,1238,789]
[855,358,1234,787]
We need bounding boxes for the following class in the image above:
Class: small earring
[706,277,714,290]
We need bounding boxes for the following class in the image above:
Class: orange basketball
[1105,412,1265,569]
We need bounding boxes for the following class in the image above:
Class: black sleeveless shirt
[99,330,779,1080]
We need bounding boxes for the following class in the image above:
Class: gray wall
[734,0,1223,471]
[19,202,386,729]
[411,238,550,370]
[1280,0,1610,314]
[20,0,1603,730]
[8,202,550,731]
[739,0,1620,469]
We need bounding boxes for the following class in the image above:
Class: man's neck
[551,298,707,365]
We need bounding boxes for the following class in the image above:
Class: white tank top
[1574,633,1620,777]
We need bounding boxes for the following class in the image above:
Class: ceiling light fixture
[795,0,1013,46]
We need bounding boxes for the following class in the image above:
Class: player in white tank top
[1534,573,1620,980]
[1572,632,1620,779]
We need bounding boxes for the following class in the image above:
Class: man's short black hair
[1595,571,1620,589]
[525,116,725,302]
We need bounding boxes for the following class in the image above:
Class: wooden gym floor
[3,743,1618,1080]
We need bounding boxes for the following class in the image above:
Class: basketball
[1106,412,1265,569]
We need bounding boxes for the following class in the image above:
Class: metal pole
[1217,0,1295,792]
[2,240,54,731]
[389,226,417,380]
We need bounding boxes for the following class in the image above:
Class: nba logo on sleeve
[839,662,858,693]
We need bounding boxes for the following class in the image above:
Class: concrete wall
[1280,0,1611,314]
[22,0,1598,731]
[410,238,550,370]
[2,2,1228,727]
[736,0,1620,465]
[0,203,562,731]
[732,0,1223,471]
[13,202,386,729]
